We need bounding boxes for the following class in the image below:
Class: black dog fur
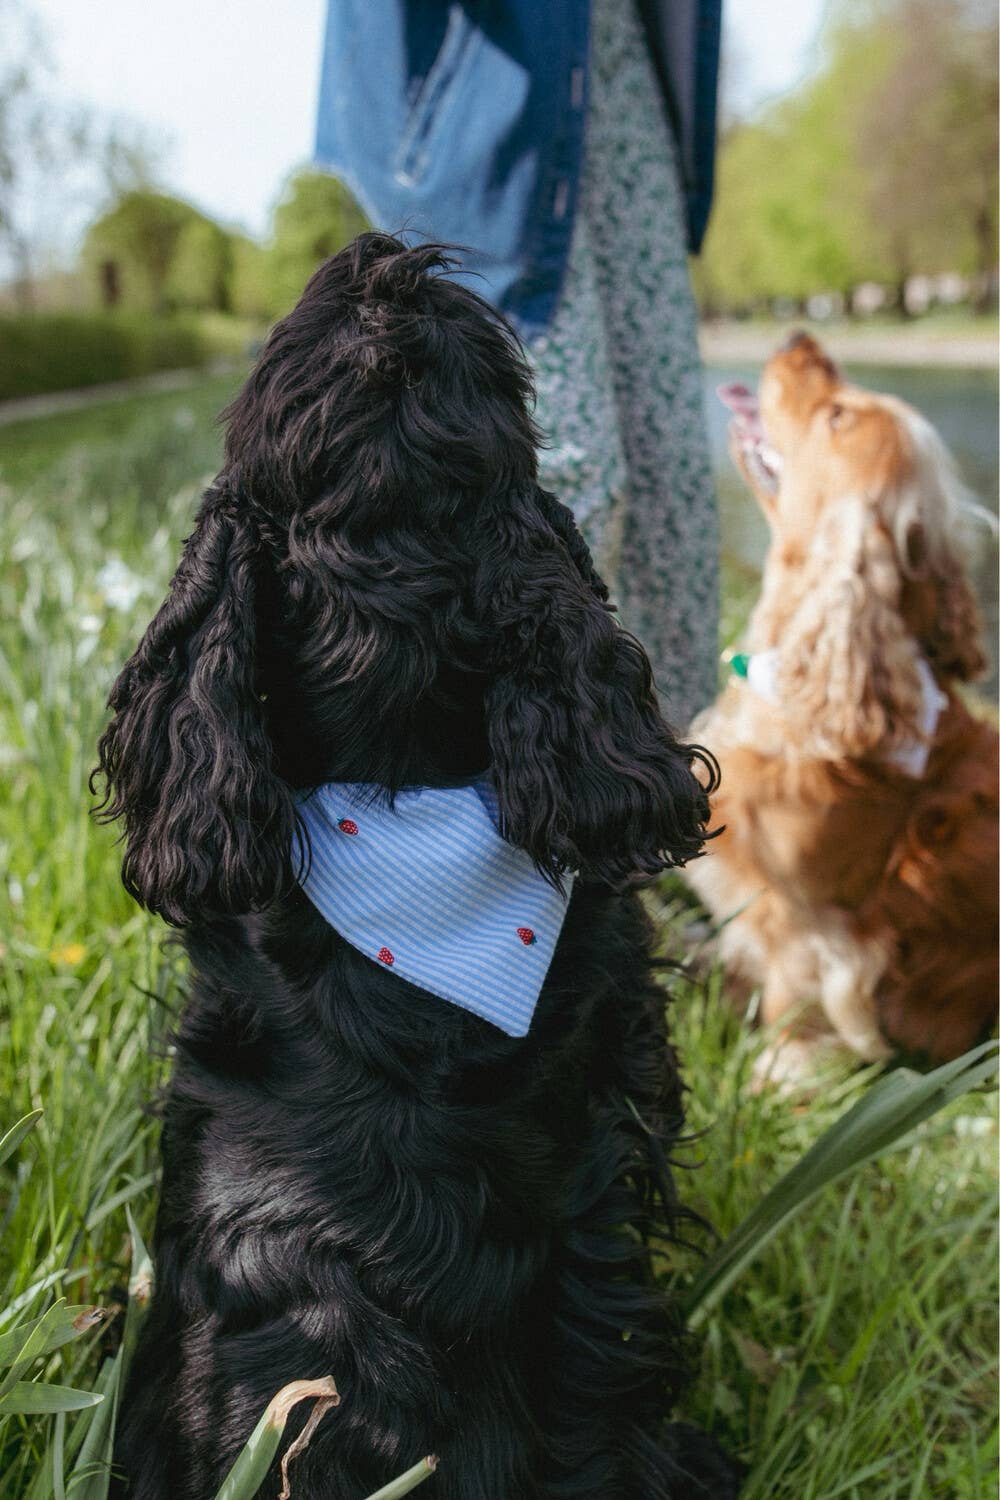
[94,233,740,1498]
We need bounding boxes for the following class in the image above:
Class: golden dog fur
[688,334,998,1071]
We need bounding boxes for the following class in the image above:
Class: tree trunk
[894,272,913,319]
[11,237,35,311]
[972,207,997,315]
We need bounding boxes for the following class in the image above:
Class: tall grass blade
[362,1456,439,1499]
[120,1206,153,1370]
[67,1210,155,1499]
[0,1382,104,1416]
[0,1302,109,1417]
[685,1041,999,1326]
[63,1358,121,1500]
[52,1409,66,1500]
[0,1110,43,1169]
[0,1304,107,1376]
[29,1354,119,1500]
[211,1378,340,1500]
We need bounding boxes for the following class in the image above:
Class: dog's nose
[779,329,812,353]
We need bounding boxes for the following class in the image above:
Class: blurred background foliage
[696,0,998,316]
[2,165,371,397]
[80,174,369,323]
[0,0,996,400]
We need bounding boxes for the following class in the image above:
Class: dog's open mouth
[717,382,783,495]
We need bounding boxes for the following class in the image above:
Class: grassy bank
[0,313,259,402]
[0,376,995,1496]
[699,313,1000,370]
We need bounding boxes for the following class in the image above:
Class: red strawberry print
[377,947,394,965]
[337,818,359,836]
[516,927,536,946]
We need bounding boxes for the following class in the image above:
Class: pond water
[702,361,999,695]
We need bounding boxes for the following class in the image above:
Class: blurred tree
[81,170,368,324]
[695,20,890,313]
[853,0,998,311]
[84,190,222,312]
[266,169,369,315]
[228,232,272,321]
[0,0,89,306]
[167,216,233,312]
[692,122,785,313]
[98,118,165,201]
[0,0,166,308]
[695,0,998,315]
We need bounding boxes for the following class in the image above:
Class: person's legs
[530,207,629,589]
[580,0,719,727]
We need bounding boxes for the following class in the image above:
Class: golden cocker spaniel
[688,332,998,1077]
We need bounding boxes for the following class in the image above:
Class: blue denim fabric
[314,1,722,337]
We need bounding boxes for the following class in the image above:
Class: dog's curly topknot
[223,230,541,513]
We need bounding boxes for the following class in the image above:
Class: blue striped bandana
[295,780,573,1037]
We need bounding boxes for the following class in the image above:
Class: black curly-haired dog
[94,233,740,1499]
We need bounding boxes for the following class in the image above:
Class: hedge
[0,313,212,402]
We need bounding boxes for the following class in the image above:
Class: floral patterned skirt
[530,0,718,728]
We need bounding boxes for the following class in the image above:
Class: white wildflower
[95,558,145,612]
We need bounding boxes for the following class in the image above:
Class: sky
[24,0,831,243]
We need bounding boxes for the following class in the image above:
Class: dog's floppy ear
[92,482,298,925]
[923,559,987,681]
[479,485,716,888]
[892,407,988,683]
[776,494,924,758]
[898,515,986,684]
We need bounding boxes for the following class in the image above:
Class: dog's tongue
[716,382,781,493]
[717,381,765,438]
[717,381,758,416]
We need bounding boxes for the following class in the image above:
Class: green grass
[0,377,996,1497]
[0,370,243,486]
[663,960,998,1497]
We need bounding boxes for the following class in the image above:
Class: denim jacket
[314,1,722,337]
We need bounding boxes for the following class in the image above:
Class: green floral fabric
[531,0,719,726]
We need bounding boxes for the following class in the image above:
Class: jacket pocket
[394,4,477,187]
